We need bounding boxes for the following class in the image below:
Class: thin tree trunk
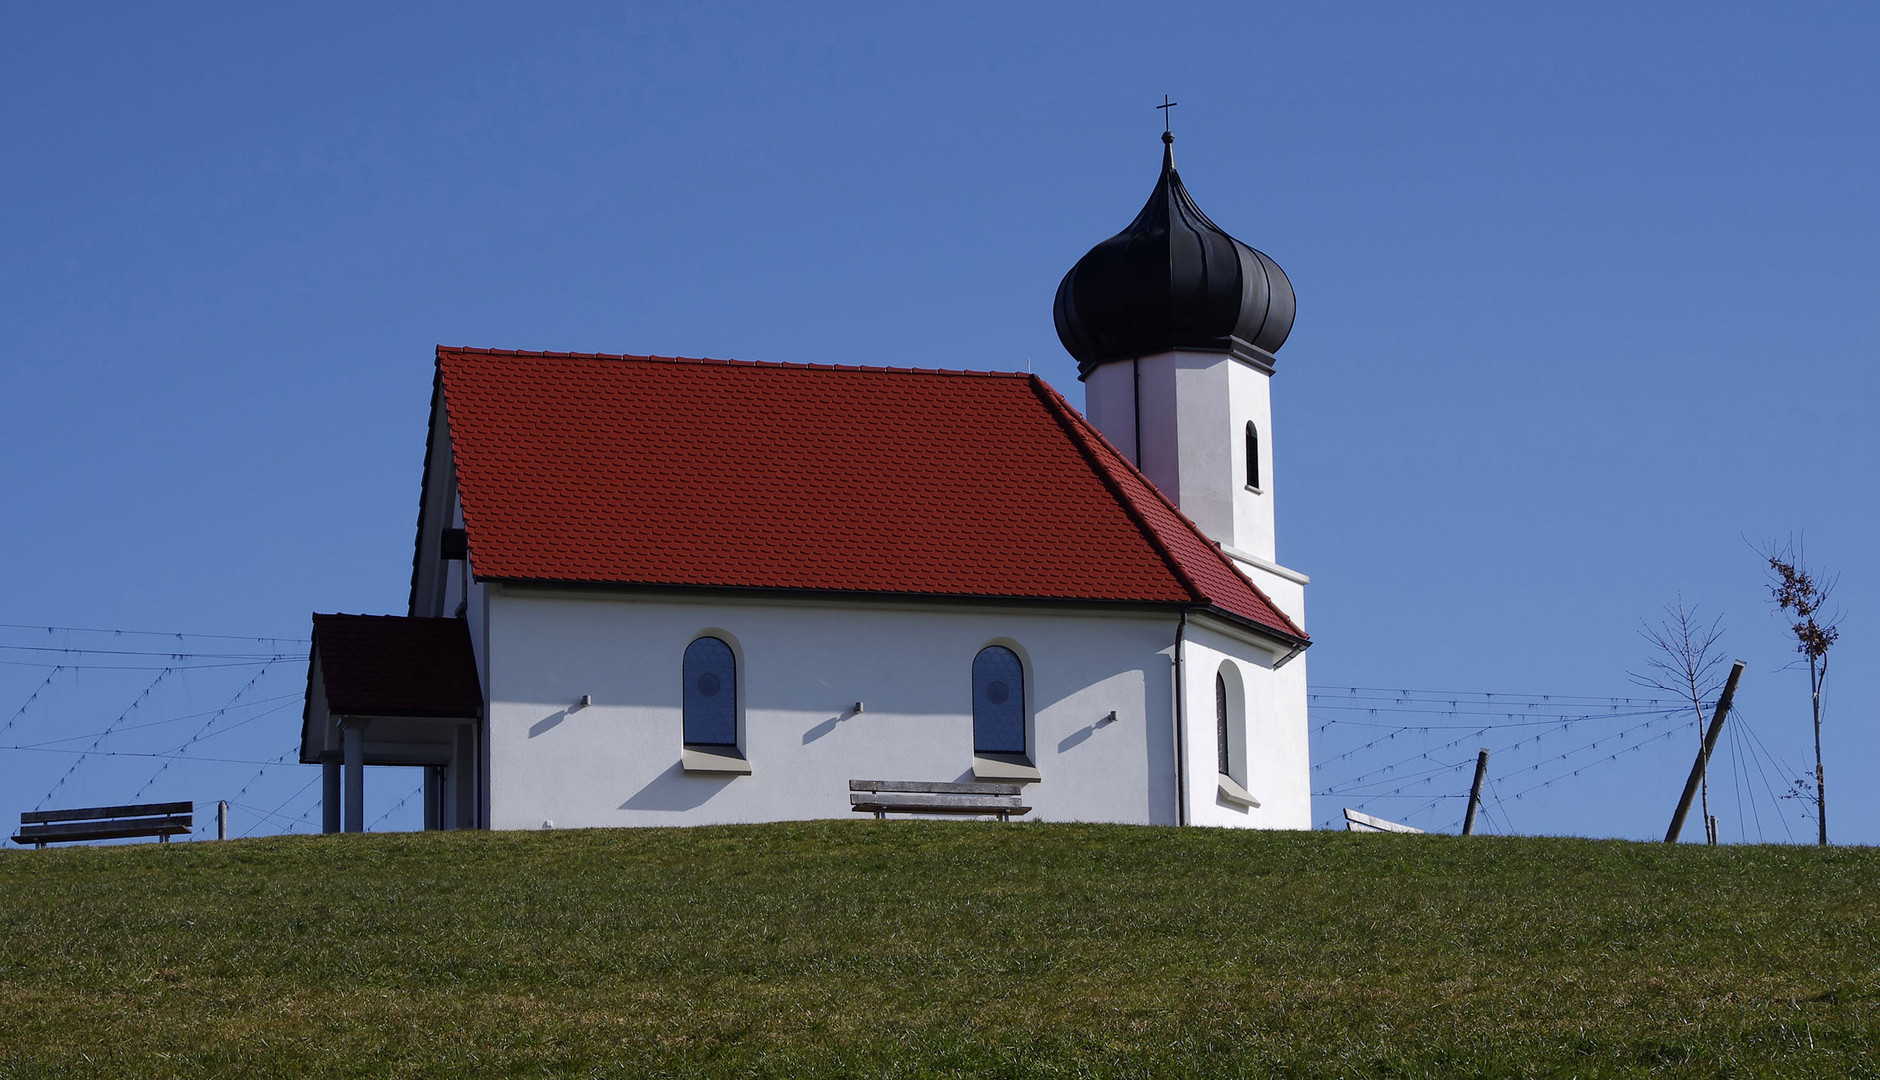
[1813,654,1827,846]
[1698,721,1712,843]
[1689,669,1712,844]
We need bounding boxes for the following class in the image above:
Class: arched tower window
[972,646,1026,755]
[1245,422,1261,490]
[683,636,738,746]
[1216,672,1231,775]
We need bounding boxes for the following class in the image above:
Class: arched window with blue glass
[683,636,738,747]
[1216,672,1232,776]
[972,645,1027,755]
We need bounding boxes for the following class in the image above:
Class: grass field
[0,821,1875,1078]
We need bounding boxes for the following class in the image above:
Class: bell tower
[1053,131,1307,618]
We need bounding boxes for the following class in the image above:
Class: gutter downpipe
[1173,607,1189,827]
[480,575,492,830]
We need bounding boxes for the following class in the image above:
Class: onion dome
[1054,132,1295,377]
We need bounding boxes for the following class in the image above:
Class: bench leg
[874,811,884,821]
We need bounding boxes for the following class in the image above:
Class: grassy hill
[1,822,1875,1078]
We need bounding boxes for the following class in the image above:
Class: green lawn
[0,822,1874,1078]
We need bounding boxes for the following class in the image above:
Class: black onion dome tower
[1055,132,1295,378]
[1052,128,1313,818]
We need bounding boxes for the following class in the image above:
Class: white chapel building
[299,132,1314,832]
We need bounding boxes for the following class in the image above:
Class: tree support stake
[1666,660,1745,843]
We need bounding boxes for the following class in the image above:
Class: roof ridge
[435,345,1033,381]
[1023,375,1208,604]
[1027,376,1307,641]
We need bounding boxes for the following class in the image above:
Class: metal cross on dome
[1156,95,1177,132]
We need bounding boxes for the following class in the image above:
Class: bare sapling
[1632,596,1728,843]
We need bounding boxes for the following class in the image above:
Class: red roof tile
[436,347,1305,642]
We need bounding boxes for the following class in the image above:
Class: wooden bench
[850,780,1030,821]
[13,801,193,849]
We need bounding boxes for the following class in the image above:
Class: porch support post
[452,723,477,830]
[321,752,342,834]
[422,765,441,831]
[341,717,369,833]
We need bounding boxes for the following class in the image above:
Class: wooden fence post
[1666,660,1745,843]
[1462,748,1490,836]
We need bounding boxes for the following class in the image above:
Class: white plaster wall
[1180,617,1312,829]
[1081,361,1139,464]
[482,590,1185,830]
[1088,350,1275,560]
[1237,563,1305,632]
[1056,359,1312,832]
[1274,635,1310,826]
[1228,357,1276,564]
[1132,353,1184,517]
[1170,352,1238,545]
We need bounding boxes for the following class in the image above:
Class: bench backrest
[849,780,1022,797]
[19,801,193,825]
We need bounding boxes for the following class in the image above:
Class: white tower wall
[1083,349,1311,826]
[1084,349,1275,559]
[1082,349,1306,624]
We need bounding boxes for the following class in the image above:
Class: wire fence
[0,622,1828,846]
[1307,683,1816,840]
[0,624,424,845]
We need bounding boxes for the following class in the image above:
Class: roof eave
[319,706,484,721]
[1192,602,1311,657]
[479,575,1199,614]
[1075,339,1278,380]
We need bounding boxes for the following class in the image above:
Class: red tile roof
[305,614,484,722]
[436,347,1305,642]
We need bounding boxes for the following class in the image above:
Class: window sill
[682,745,751,775]
[1217,773,1261,809]
[1243,485,1263,495]
[972,752,1040,783]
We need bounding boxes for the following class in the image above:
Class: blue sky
[2,2,1873,843]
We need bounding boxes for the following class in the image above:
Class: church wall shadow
[1056,710,1117,753]
[801,708,859,745]
[528,708,570,738]
[621,761,735,811]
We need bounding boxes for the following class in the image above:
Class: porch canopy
[300,614,484,833]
